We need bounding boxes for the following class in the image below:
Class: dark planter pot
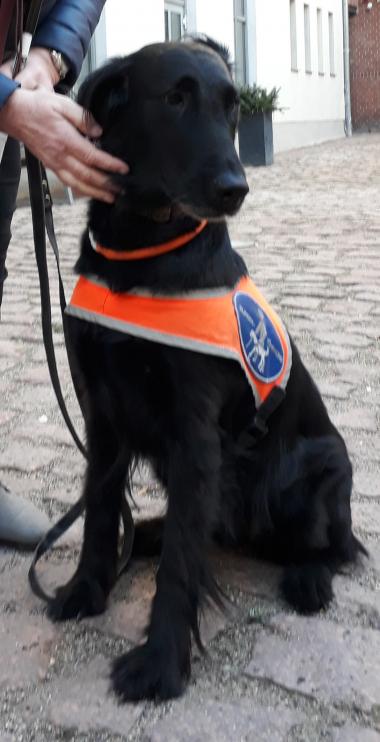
[238,111,274,167]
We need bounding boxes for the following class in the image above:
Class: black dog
[47,38,366,701]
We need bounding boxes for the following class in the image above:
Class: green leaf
[238,84,281,115]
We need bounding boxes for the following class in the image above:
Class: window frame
[289,0,298,72]
[164,1,186,42]
[328,11,336,76]
[317,8,324,75]
[304,3,312,74]
[233,0,248,86]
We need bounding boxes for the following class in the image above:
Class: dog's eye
[164,90,186,108]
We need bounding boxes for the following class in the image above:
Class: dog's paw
[281,563,333,614]
[47,574,107,622]
[111,642,188,702]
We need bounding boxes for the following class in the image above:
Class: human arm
[0,2,129,202]
[32,0,106,87]
[0,0,106,102]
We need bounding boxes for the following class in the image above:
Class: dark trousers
[0,137,21,307]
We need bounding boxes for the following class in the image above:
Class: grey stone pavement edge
[0,133,379,741]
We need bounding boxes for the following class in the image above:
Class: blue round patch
[233,291,284,383]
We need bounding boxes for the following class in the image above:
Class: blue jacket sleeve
[32,0,106,86]
[0,75,20,110]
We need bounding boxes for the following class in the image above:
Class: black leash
[25,152,135,602]
[25,153,87,456]
[6,0,134,602]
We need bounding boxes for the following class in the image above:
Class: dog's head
[78,37,249,220]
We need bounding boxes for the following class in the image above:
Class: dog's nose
[213,173,249,213]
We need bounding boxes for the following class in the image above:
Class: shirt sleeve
[32,0,106,86]
[0,74,20,110]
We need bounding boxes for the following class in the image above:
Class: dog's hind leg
[48,405,130,622]
[111,414,222,701]
[277,437,366,614]
[281,560,334,614]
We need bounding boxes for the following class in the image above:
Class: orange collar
[89,219,208,261]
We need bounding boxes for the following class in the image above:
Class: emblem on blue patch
[233,291,284,383]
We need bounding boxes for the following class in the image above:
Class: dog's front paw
[47,574,107,621]
[111,642,189,702]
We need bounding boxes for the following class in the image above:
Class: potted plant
[238,85,280,167]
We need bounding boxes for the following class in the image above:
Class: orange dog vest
[67,272,292,414]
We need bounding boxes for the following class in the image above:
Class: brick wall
[349,1,380,130]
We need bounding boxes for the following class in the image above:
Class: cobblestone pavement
[0,133,379,741]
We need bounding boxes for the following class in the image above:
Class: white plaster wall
[255,0,345,126]
[102,0,234,59]
[194,0,235,58]
[103,0,165,58]
[273,119,345,152]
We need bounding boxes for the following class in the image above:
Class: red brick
[350,3,380,129]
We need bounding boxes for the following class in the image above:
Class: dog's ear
[77,57,130,128]
[186,35,232,73]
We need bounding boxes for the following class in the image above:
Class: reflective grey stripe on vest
[66,303,267,409]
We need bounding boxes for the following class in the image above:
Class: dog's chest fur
[80,322,255,459]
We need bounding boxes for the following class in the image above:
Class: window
[234,0,247,85]
[290,0,298,71]
[165,2,185,42]
[328,12,336,75]
[317,8,324,74]
[304,4,312,73]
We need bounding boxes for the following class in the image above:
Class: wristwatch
[49,49,69,81]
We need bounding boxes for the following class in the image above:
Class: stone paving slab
[0,134,379,739]
[245,613,380,712]
[24,656,143,737]
[0,614,57,689]
[354,471,380,498]
[143,699,305,741]
[333,574,380,627]
[352,502,380,536]
[331,726,380,742]
[0,441,58,473]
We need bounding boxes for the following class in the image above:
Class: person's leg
[0,482,51,547]
[0,137,51,547]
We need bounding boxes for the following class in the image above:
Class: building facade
[349,0,380,131]
[88,0,346,153]
[254,0,346,151]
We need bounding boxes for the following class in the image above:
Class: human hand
[0,87,129,202]
[15,47,60,90]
